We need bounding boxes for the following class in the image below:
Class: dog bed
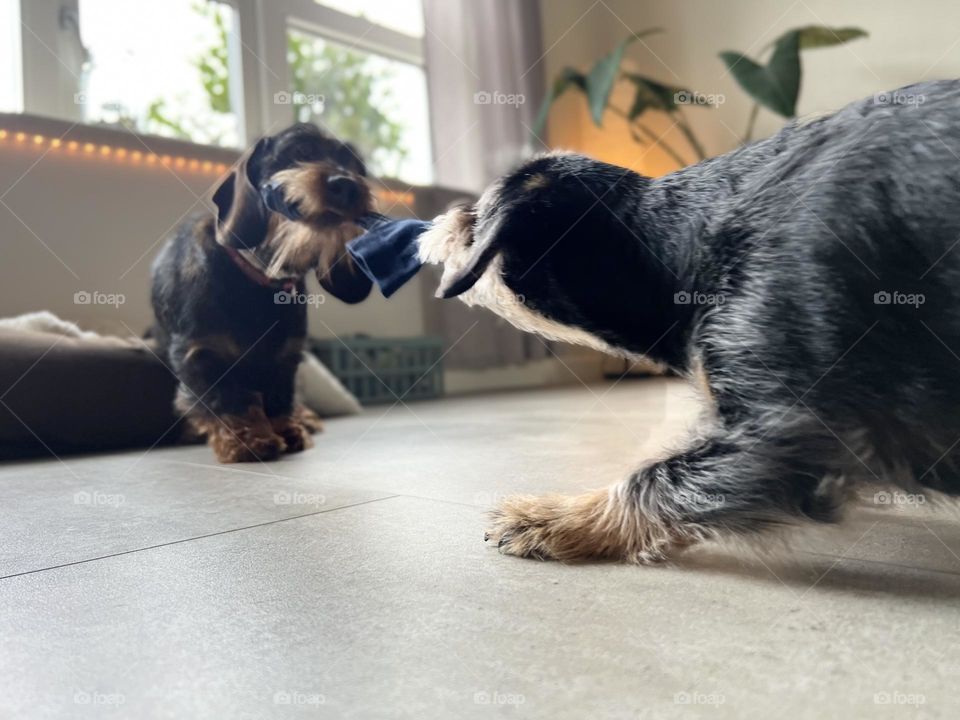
[0,312,361,458]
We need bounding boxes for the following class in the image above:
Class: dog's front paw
[211,425,286,463]
[485,490,680,564]
[199,406,288,463]
[270,416,315,454]
[293,404,325,434]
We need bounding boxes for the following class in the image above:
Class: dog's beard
[257,215,363,280]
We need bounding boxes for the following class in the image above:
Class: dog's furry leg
[487,414,848,563]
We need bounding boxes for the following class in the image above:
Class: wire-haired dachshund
[420,79,960,563]
[151,123,374,463]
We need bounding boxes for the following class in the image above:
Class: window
[1,0,434,182]
[77,0,243,147]
[312,0,424,37]
[286,30,432,184]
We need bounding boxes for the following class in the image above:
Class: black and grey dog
[420,79,960,563]
[151,124,373,463]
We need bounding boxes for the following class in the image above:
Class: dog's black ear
[213,137,272,248]
[317,260,373,304]
[437,211,501,299]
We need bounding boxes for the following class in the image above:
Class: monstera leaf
[532,66,587,136]
[721,25,867,119]
[584,28,662,126]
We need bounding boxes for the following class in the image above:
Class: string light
[0,128,231,176]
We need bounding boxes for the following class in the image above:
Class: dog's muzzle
[260,180,303,221]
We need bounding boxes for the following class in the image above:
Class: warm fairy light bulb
[0,129,228,175]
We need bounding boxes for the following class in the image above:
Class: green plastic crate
[310,336,445,405]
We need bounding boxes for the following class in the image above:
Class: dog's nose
[326,175,360,210]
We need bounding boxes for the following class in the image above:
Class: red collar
[222,245,298,293]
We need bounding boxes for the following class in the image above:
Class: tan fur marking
[294,404,325,434]
[689,353,715,408]
[486,486,691,564]
[522,173,549,192]
[269,415,314,454]
[260,214,363,279]
[190,405,287,463]
[271,161,371,221]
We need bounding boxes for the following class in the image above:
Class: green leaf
[795,25,867,50]
[623,73,699,118]
[532,66,586,137]
[720,30,801,117]
[584,28,662,127]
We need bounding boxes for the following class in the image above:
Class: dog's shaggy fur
[151,124,373,463]
[421,79,960,563]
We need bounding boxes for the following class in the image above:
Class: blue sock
[347,214,431,298]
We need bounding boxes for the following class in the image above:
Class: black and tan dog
[421,79,960,563]
[151,123,373,463]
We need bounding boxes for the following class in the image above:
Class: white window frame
[12,0,433,166]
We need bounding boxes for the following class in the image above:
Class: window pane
[313,0,423,38]
[0,0,21,112]
[78,0,241,147]
[287,30,433,185]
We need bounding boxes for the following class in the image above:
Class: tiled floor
[2,379,959,719]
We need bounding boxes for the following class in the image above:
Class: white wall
[538,0,960,174]
[0,129,425,339]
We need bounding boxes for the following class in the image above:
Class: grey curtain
[422,0,551,369]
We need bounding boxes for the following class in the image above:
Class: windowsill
[0,112,241,164]
[0,111,477,209]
